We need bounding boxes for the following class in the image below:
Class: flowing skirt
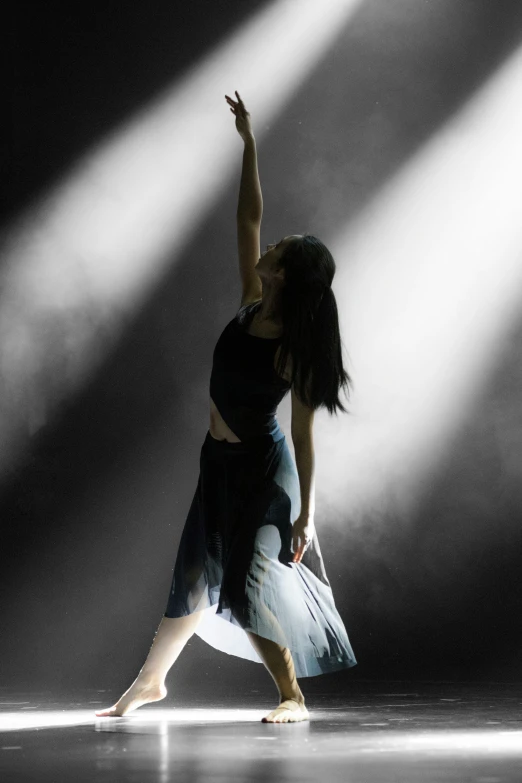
[164,429,357,677]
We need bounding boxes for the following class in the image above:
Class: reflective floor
[1,681,521,782]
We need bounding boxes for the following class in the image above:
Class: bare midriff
[209,395,242,442]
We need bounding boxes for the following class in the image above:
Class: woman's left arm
[293,438,316,522]
[291,384,316,563]
[292,438,316,563]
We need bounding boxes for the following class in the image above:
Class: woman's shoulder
[238,297,262,312]
[236,298,261,325]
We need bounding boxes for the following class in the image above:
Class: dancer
[96,91,356,724]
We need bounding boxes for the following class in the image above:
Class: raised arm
[225,91,263,304]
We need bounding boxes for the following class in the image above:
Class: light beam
[316,43,522,527]
[0,0,363,479]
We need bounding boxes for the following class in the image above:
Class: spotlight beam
[0,0,363,479]
[319,43,522,525]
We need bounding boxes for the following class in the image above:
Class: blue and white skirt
[164,429,357,678]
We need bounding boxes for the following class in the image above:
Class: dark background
[3,0,522,697]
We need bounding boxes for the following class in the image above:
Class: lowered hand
[292,515,315,564]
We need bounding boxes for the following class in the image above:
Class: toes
[261,706,308,723]
[261,702,310,723]
[95,706,120,717]
[262,708,290,723]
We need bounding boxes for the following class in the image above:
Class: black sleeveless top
[209,300,291,442]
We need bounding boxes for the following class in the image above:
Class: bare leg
[247,631,309,723]
[95,612,205,717]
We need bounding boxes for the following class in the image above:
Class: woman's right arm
[237,134,263,223]
[225,91,263,303]
[225,90,262,221]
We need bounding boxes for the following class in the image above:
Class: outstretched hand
[225,90,254,141]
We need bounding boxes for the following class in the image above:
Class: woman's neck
[258,279,283,326]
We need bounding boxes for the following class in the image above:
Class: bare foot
[262,698,309,724]
[95,678,167,717]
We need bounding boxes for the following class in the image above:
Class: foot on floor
[95,681,167,717]
[262,698,309,723]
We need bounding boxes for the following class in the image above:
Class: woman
[96,91,356,724]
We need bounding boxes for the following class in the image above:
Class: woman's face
[256,235,300,281]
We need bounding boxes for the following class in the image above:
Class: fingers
[225,97,239,116]
[293,548,304,563]
[225,91,246,114]
[292,536,310,563]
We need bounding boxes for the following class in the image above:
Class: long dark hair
[275,233,353,416]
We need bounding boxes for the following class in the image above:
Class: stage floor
[1,681,521,782]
